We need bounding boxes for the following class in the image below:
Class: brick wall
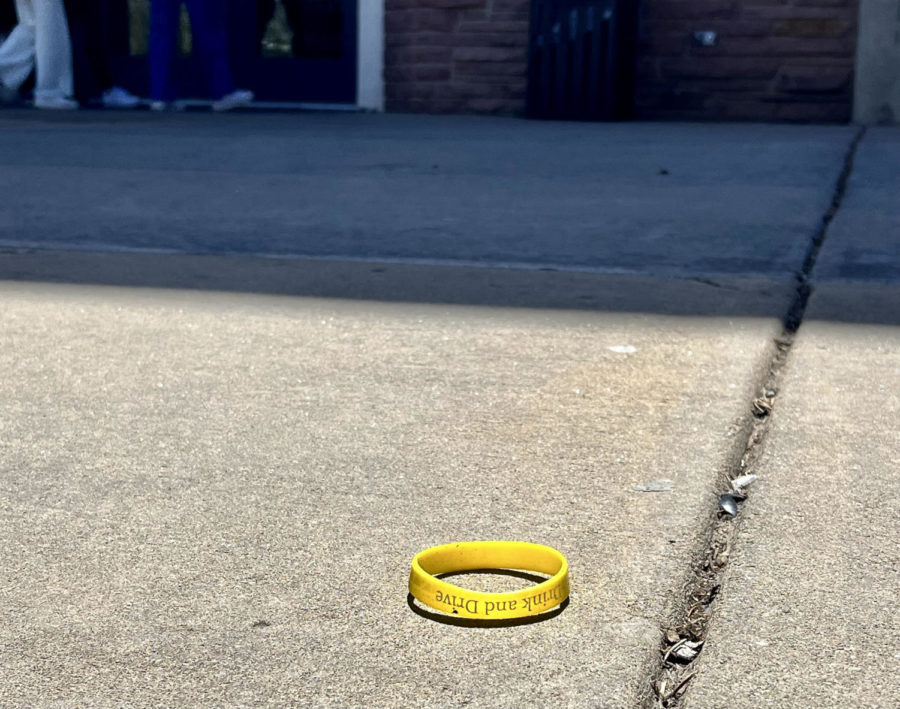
[384,0,531,113]
[384,0,859,122]
[635,0,859,121]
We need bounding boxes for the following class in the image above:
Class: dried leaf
[731,473,758,491]
[752,397,773,417]
[656,679,667,699]
[672,644,699,662]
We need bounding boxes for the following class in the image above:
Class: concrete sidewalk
[0,110,852,278]
[0,283,780,707]
[0,113,897,707]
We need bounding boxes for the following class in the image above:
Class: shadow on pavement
[1,249,897,326]
[802,281,900,326]
[407,594,569,628]
[0,248,792,315]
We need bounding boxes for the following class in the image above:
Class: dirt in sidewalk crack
[640,126,867,709]
[786,125,867,333]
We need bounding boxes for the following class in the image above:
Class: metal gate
[527,0,637,120]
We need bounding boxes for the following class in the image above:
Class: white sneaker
[211,89,254,112]
[102,86,140,109]
[34,96,79,110]
[150,100,186,112]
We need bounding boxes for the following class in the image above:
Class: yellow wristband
[408,541,569,620]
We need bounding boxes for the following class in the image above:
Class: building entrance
[110,0,357,104]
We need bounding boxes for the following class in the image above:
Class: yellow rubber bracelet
[408,541,569,620]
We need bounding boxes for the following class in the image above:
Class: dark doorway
[527,0,637,120]
[109,0,357,104]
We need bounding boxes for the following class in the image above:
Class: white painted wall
[854,0,900,123]
[357,0,385,110]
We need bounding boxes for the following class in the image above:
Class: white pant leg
[33,0,72,99]
[0,0,37,90]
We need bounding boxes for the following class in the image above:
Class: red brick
[773,100,851,122]
[646,1,741,20]
[687,35,855,57]
[385,64,453,82]
[457,20,530,33]
[660,56,783,80]
[709,98,783,120]
[491,0,529,11]
[489,10,530,22]
[386,31,525,48]
[387,97,468,113]
[454,61,528,77]
[448,31,528,47]
[458,9,490,22]
[385,46,453,64]
[774,18,851,37]
[657,77,771,93]
[419,0,485,7]
[447,80,527,98]
[645,19,775,37]
[791,0,852,6]
[741,5,857,20]
[385,82,443,100]
[385,9,459,33]
[387,0,484,7]
[452,47,527,62]
[463,98,521,113]
[774,65,853,93]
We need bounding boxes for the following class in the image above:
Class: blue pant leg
[149,0,181,101]
[184,0,235,99]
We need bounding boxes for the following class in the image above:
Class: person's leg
[0,0,37,91]
[81,0,113,93]
[33,0,73,101]
[184,0,233,99]
[149,0,179,101]
[63,0,99,102]
[92,0,139,106]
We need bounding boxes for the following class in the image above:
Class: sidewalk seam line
[639,125,867,709]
